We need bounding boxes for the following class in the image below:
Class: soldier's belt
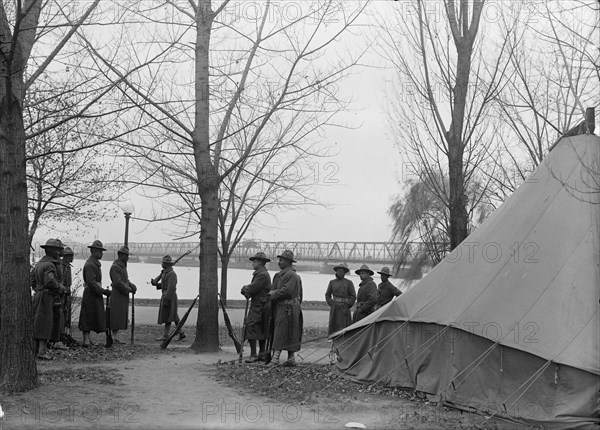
[278,298,300,305]
[332,297,349,303]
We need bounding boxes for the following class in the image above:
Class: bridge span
[64,240,427,266]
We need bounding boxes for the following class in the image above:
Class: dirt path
[1,346,386,429]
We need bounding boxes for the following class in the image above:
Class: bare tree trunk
[444,0,482,249]
[447,39,471,249]
[191,0,219,352]
[219,239,230,304]
[219,257,229,304]
[0,58,38,394]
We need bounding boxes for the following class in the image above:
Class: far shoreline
[130,298,330,311]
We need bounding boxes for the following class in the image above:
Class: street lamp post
[121,200,135,344]
[122,200,134,247]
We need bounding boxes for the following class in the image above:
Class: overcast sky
[85,60,404,246]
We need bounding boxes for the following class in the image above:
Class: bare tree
[0,0,104,392]
[25,78,123,244]
[376,0,513,250]
[489,0,599,199]
[216,120,336,301]
[0,0,151,391]
[81,0,368,351]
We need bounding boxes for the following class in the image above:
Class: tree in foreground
[0,0,103,392]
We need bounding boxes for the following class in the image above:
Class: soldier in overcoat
[267,250,303,367]
[325,262,356,335]
[240,252,272,363]
[109,246,137,343]
[352,264,378,323]
[156,255,186,342]
[79,240,111,347]
[31,238,65,359]
[376,266,402,308]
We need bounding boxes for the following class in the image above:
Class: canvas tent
[332,134,600,428]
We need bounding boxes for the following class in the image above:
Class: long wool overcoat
[31,256,62,340]
[157,266,179,324]
[78,256,106,333]
[109,259,137,330]
[353,277,378,323]
[325,277,356,335]
[241,265,271,341]
[270,266,303,352]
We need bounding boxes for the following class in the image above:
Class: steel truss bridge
[67,240,428,265]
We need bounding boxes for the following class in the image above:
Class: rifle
[161,295,199,349]
[218,293,242,354]
[264,301,275,364]
[150,248,196,287]
[105,287,113,348]
[239,298,250,364]
[130,294,135,345]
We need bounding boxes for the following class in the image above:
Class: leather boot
[283,351,296,367]
[82,332,90,348]
[266,350,281,367]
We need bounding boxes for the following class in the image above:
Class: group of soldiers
[31,238,400,365]
[240,250,303,367]
[325,263,402,335]
[31,239,140,358]
[238,250,402,367]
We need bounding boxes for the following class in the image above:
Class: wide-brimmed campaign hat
[117,245,131,255]
[355,264,374,276]
[162,255,175,265]
[63,247,74,256]
[377,267,393,276]
[41,238,64,249]
[276,249,296,263]
[249,252,270,263]
[333,262,349,273]
[88,240,107,251]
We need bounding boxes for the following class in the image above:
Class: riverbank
[132,298,329,311]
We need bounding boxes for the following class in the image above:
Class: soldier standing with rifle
[153,255,186,342]
[109,246,137,344]
[240,252,272,363]
[79,240,111,347]
[267,250,303,367]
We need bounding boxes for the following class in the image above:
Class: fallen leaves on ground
[38,366,121,385]
[47,343,157,363]
[213,361,421,405]
[213,362,516,430]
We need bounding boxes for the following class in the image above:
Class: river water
[70,260,410,301]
